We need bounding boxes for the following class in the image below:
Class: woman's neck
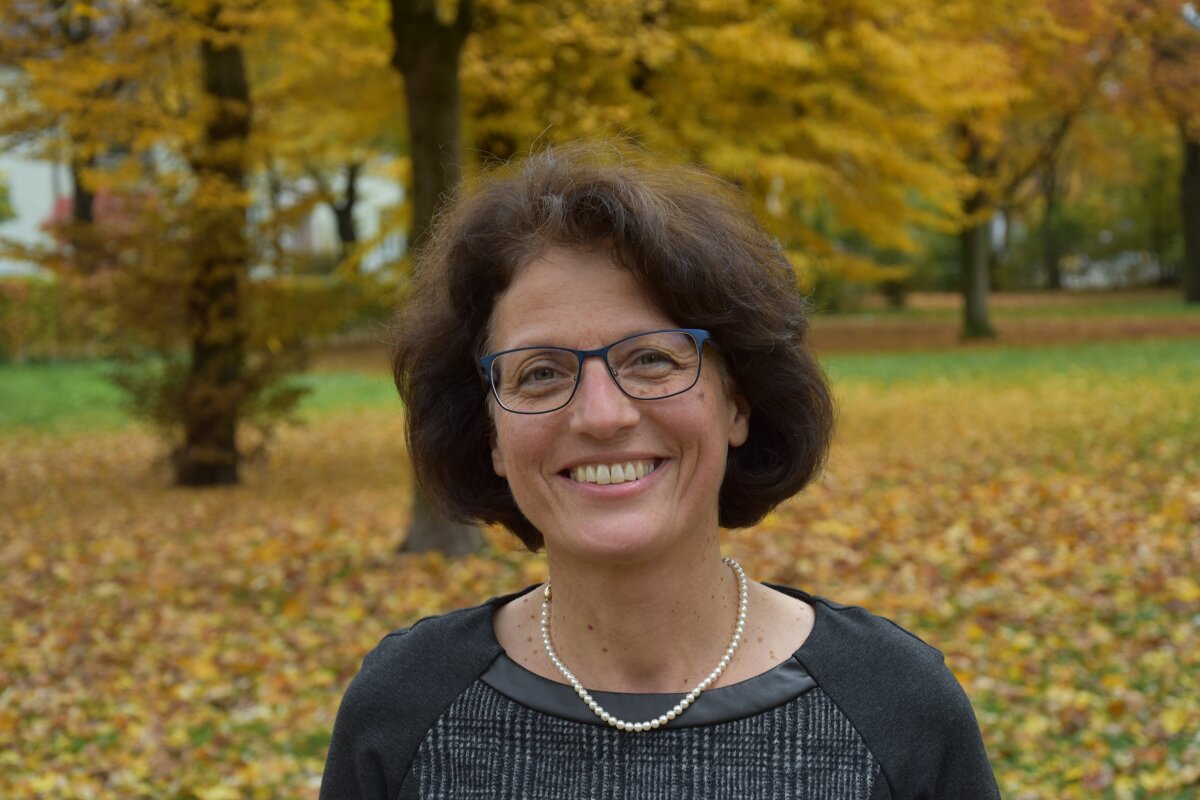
[539,538,740,693]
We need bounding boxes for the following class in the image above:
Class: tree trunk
[959,127,996,339]
[961,213,996,338]
[405,489,489,556]
[69,157,98,275]
[1183,128,1200,304]
[390,0,484,555]
[176,32,251,486]
[333,162,361,258]
[1147,151,1176,284]
[1042,164,1063,290]
[70,160,94,225]
[391,0,472,250]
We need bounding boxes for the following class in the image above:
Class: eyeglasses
[479,328,713,414]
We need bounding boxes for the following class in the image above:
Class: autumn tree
[390,0,473,247]
[248,0,401,273]
[1141,0,1200,302]
[942,0,1129,335]
[0,0,394,484]
[1,3,259,484]
[1016,113,1184,285]
[166,5,252,484]
[0,2,136,275]
[465,0,994,304]
[389,0,485,555]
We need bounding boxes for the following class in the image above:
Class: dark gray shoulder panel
[319,588,535,800]
[774,586,1000,800]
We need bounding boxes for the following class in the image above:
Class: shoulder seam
[807,595,943,658]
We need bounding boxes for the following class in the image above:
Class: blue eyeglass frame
[478,327,715,415]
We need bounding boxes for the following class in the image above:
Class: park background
[1,1,1199,797]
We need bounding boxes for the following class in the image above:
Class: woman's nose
[568,357,640,437]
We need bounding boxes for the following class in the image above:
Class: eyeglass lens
[489,330,702,413]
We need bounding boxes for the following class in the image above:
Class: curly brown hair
[392,143,834,551]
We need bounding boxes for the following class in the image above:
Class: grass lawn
[849,288,1200,319]
[0,361,399,433]
[4,337,1198,433]
[808,289,1200,353]
[823,337,1200,384]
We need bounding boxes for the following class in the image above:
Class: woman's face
[487,247,749,566]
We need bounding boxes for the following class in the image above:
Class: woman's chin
[545,521,686,567]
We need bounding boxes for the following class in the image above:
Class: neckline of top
[479,584,827,728]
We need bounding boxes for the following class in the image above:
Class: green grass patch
[3,338,1197,432]
[991,298,1200,320]
[822,338,1200,385]
[0,361,397,433]
[830,290,1200,321]
[292,371,397,415]
[0,361,129,432]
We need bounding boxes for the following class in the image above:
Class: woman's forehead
[488,249,677,349]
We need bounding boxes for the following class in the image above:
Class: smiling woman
[484,250,748,568]
[319,143,1001,800]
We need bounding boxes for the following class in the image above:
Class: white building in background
[0,149,406,278]
[0,151,59,276]
[0,56,406,279]
[246,167,407,277]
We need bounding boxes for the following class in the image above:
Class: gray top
[319,586,1001,800]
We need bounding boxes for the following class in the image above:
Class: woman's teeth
[570,460,658,485]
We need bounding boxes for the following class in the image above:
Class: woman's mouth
[565,459,660,485]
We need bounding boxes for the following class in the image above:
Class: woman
[320,144,1000,799]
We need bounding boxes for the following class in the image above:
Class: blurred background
[1,1,1198,797]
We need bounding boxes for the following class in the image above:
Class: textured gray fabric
[414,681,878,800]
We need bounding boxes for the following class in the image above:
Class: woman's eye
[637,352,665,365]
[520,363,567,384]
[631,349,677,369]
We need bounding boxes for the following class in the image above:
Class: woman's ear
[490,431,507,478]
[728,389,750,448]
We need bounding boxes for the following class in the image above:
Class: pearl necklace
[539,556,748,733]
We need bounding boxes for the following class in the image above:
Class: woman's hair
[392,142,834,551]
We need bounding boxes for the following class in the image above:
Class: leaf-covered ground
[2,340,1198,798]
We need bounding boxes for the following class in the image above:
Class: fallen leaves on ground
[1,364,1197,798]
